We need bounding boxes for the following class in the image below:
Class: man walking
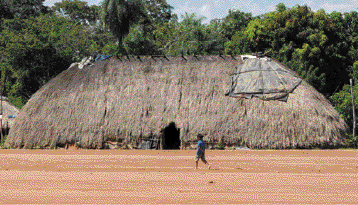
[195,134,211,170]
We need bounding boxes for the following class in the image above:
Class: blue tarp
[95,55,112,61]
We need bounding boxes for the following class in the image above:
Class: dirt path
[0,150,358,204]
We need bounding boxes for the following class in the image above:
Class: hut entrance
[162,122,180,149]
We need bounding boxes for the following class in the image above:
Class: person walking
[195,134,211,170]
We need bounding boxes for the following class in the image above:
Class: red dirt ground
[0,149,358,204]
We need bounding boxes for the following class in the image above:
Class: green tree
[0,14,96,107]
[123,24,159,55]
[153,12,229,55]
[50,0,119,55]
[52,0,100,25]
[331,82,358,131]
[224,30,252,55]
[89,26,118,55]
[0,0,49,19]
[276,3,287,12]
[121,0,177,55]
[204,19,226,54]
[0,0,14,19]
[221,9,252,41]
[143,0,176,26]
[154,13,209,55]
[101,0,146,48]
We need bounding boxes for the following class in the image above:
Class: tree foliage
[0,14,96,107]
[101,0,146,46]
[221,9,252,41]
[0,0,14,19]
[143,0,176,25]
[0,0,49,19]
[52,0,100,25]
[153,13,226,55]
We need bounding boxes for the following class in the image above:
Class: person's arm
[199,143,205,154]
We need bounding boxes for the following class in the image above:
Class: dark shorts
[195,154,206,162]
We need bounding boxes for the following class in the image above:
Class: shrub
[0,135,7,149]
[216,142,225,150]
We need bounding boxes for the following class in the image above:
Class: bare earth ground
[1,150,358,204]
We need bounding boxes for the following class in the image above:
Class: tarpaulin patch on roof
[95,55,112,61]
[225,57,302,101]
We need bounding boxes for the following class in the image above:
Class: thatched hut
[0,96,20,134]
[5,55,348,149]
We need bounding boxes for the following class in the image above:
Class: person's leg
[194,155,199,170]
[201,156,211,170]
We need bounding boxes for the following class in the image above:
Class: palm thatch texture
[5,55,348,149]
[0,96,20,131]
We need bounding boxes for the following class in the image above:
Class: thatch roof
[0,96,20,130]
[5,56,348,149]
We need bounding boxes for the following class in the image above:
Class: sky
[44,0,358,24]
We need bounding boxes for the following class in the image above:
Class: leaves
[52,0,100,25]
[0,14,96,107]
[221,9,252,41]
[1,0,49,19]
[102,0,146,45]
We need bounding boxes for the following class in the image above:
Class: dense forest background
[1,0,358,143]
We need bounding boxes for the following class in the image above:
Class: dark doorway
[162,122,180,149]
